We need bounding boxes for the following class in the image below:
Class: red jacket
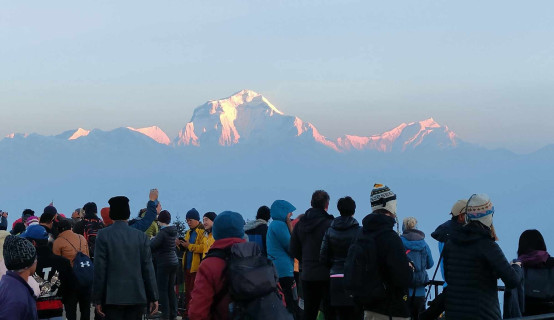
[188,237,246,320]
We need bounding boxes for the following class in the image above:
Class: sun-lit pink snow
[127,126,171,145]
[68,128,90,140]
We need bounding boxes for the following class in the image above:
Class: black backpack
[83,218,103,258]
[524,267,554,301]
[59,236,94,290]
[206,242,293,320]
[344,229,387,306]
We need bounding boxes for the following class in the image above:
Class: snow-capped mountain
[174,89,458,152]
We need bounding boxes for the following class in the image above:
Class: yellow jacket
[203,230,215,259]
[182,227,206,273]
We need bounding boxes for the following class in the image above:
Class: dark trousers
[64,289,91,320]
[302,280,333,320]
[280,277,300,319]
[332,305,363,320]
[184,269,197,310]
[407,296,426,320]
[103,304,144,320]
[157,264,178,319]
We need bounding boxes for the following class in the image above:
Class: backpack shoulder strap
[60,236,81,254]
[205,247,231,260]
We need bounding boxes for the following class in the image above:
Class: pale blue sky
[1,1,553,153]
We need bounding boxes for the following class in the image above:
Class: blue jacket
[0,271,38,320]
[267,200,296,278]
[131,200,158,233]
[401,229,434,297]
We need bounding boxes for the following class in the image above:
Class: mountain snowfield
[1,89,553,261]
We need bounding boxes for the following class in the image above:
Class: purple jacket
[0,271,38,320]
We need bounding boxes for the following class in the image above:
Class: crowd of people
[0,185,554,320]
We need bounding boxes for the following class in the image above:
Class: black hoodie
[361,213,413,318]
[443,222,522,320]
[290,207,334,281]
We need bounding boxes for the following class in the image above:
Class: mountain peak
[68,128,90,140]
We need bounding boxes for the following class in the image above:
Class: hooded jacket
[443,222,522,320]
[320,215,360,275]
[150,225,179,267]
[266,200,295,278]
[290,207,334,281]
[182,226,206,273]
[244,219,269,256]
[401,229,434,296]
[362,213,413,318]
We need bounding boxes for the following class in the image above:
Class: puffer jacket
[150,226,178,267]
[444,222,523,320]
[290,207,334,281]
[319,215,360,275]
[401,229,434,296]
[267,200,295,278]
[362,213,413,318]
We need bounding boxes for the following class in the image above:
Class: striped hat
[466,194,494,227]
[371,184,397,215]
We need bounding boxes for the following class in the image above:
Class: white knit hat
[466,194,494,227]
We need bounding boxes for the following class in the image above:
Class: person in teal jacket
[267,200,298,319]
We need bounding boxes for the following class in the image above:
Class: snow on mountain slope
[337,118,457,152]
[127,126,170,145]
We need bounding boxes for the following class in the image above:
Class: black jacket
[362,213,413,318]
[443,222,522,320]
[320,215,360,275]
[290,207,334,281]
[73,213,103,236]
[92,221,158,305]
[431,218,459,243]
[244,220,269,256]
[151,225,179,267]
[34,245,76,319]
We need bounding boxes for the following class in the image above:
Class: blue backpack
[61,236,94,289]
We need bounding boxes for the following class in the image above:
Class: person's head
[158,210,171,226]
[21,209,34,221]
[402,217,418,233]
[139,208,147,218]
[3,235,37,276]
[25,216,39,227]
[203,212,217,231]
[57,218,72,234]
[186,208,201,229]
[20,224,49,248]
[518,229,547,257]
[71,209,81,220]
[337,196,356,217]
[311,190,330,211]
[83,202,98,217]
[370,184,397,217]
[466,194,497,240]
[450,199,468,224]
[108,196,131,221]
[256,206,271,222]
[270,200,296,222]
[0,230,10,259]
[100,207,113,226]
[40,206,57,228]
[212,211,245,240]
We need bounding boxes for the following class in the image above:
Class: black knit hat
[203,211,217,222]
[158,210,171,224]
[40,206,57,223]
[256,206,270,222]
[108,196,131,220]
[3,235,36,271]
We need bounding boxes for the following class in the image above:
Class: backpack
[344,229,387,306]
[524,267,554,301]
[206,242,293,320]
[405,247,429,287]
[60,236,94,290]
[83,218,103,258]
